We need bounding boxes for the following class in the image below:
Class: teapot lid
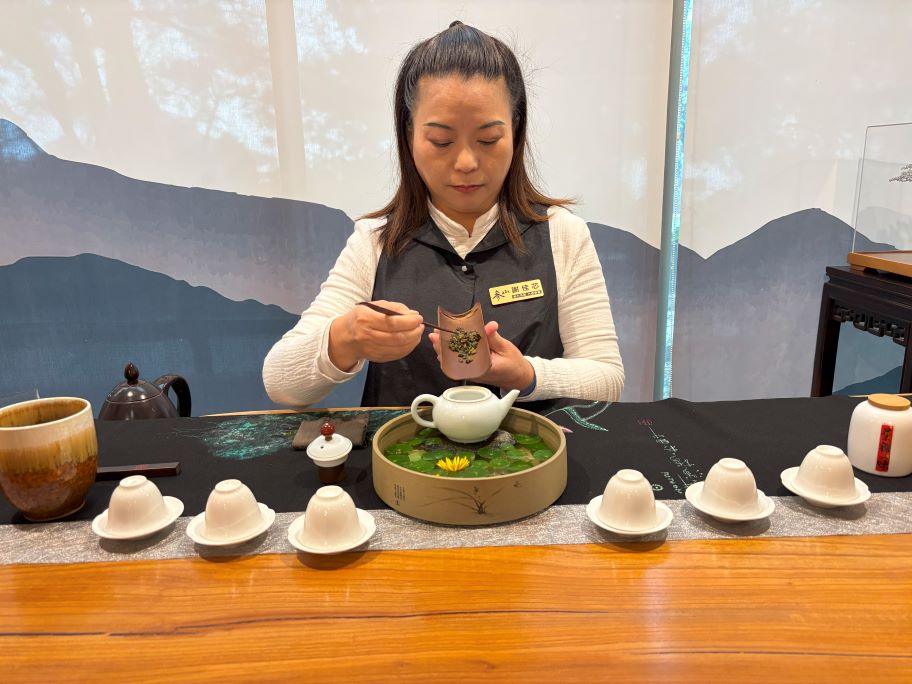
[306,422,352,465]
[104,363,162,404]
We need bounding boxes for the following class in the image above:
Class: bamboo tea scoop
[356,301,459,335]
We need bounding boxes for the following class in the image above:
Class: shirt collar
[427,200,500,243]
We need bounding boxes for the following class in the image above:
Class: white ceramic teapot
[410,386,520,443]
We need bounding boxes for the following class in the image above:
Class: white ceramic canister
[847,394,912,477]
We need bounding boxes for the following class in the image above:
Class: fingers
[363,300,423,333]
[484,320,510,352]
[372,300,421,320]
[428,332,441,361]
[385,314,424,333]
[346,300,425,363]
[373,300,412,314]
[360,331,424,362]
[360,327,423,358]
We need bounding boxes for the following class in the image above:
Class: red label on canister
[875,424,894,472]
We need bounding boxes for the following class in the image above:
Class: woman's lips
[452,184,482,193]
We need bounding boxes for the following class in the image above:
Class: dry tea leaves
[447,327,482,364]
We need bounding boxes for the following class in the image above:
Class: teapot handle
[410,394,438,429]
[154,375,192,417]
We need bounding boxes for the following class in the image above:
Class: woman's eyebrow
[422,120,506,130]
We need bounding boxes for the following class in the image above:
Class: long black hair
[364,21,570,256]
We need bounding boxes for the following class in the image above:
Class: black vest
[361,213,563,407]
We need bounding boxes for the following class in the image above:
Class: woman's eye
[430,141,452,149]
[479,139,500,146]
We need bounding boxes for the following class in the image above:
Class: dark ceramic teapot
[99,363,191,420]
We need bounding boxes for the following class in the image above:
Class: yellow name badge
[489,279,544,306]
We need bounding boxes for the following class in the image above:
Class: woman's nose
[454,146,479,173]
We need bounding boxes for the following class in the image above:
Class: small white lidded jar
[306,422,352,485]
[847,394,912,477]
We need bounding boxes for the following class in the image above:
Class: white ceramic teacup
[794,445,856,502]
[299,485,362,549]
[700,458,760,516]
[598,469,657,531]
[203,479,264,540]
[106,475,170,536]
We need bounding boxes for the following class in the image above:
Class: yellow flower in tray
[437,455,471,473]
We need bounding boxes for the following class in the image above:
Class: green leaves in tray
[383,430,555,478]
[513,434,544,447]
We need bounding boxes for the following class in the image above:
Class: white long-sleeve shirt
[263,204,624,407]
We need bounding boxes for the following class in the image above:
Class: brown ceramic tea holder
[438,303,491,380]
[317,463,346,485]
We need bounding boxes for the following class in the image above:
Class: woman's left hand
[429,321,534,391]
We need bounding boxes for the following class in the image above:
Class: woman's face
[410,74,514,230]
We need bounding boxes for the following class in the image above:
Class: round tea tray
[372,407,567,526]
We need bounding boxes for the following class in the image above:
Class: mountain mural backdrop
[673,209,897,400]
[0,253,300,415]
[0,119,900,412]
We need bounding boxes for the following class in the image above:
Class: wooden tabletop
[2,534,911,683]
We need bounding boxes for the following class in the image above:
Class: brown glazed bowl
[0,398,98,521]
[372,407,566,525]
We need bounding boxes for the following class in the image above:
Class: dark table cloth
[2,395,907,525]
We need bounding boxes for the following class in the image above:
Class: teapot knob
[124,363,140,385]
[320,421,335,441]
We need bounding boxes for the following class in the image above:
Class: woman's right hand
[328,300,424,371]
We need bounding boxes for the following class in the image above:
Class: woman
[263,21,624,408]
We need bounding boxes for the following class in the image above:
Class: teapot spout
[499,388,520,417]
